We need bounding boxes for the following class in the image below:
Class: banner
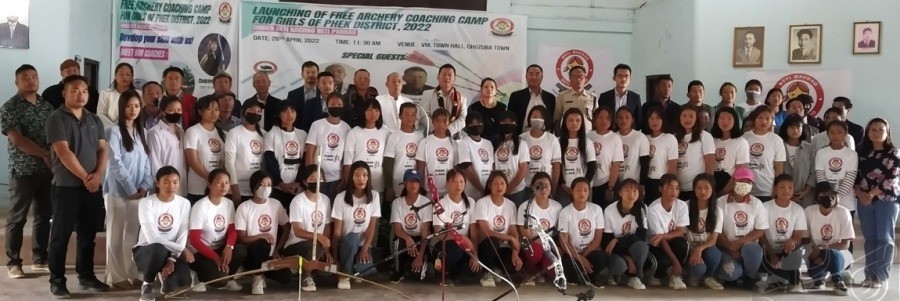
[239,1,527,104]
[747,70,853,118]
[114,0,238,97]
[536,46,615,96]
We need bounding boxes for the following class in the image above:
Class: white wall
[631,0,696,100]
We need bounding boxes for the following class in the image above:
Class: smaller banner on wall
[747,69,853,117]
[535,46,615,96]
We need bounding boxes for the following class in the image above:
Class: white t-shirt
[815,147,859,210]
[763,201,808,252]
[136,194,192,255]
[647,199,690,235]
[432,195,474,236]
[713,137,750,175]
[344,127,390,192]
[494,139,530,194]
[717,194,770,241]
[647,133,679,180]
[603,201,648,238]
[147,123,187,196]
[473,196,518,248]
[184,124,224,195]
[415,135,456,196]
[391,195,434,237]
[558,203,604,253]
[306,119,351,183]
[685,207,724,247]
[515,199,563,234]
[458,136,495,198]
[562,138,598,186]
[805,205,855,247]
[224,126,267,196]
[618,130,650,181]
[676,132,715,190]
[331,191,383,241]
[520,132,562,186]
[285,192,332,247]
[587,131,624,187]
[265,127,308,184]
[743,131,787,196]
[189,197,235,251]
[385,130,425,196]
[235,199,289,255]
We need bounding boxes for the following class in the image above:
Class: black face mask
[499,124,516,135]
[244,112,262,124]
[164,113,182,124]
[818,195,837,208]
[306,182,319,193]
[327,107,344,117]
[465,124,484,136]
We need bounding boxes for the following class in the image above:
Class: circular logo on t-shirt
[530,145,543,160]
[593,142,602,155]
[158,213,174,233]
[539,218,551,231]
[578,219,592,237]
[750,143,765,157]
[250,140,263,155]
[821,224,834,242]
[311,210,325,228]
[258,214,272,233]
[366,139,380,154]
[734,211,749,228]
[492,215,506,232]
[678,142,688,156]
[285,141,300,157]
[715,148,726,161]
[565,146,579,161]
[622,220,633,235]
[327,133,340,148]
[353,207,367,225]
[436,147,450,163]
[773,218,787,235]
[623,145,630,158]
[403,213,419,231]
[478,148,490,163]
[451,211,464,224]
[649,145,656,158]
[213,214,226,233]
[496,147,510,163]
[668,219,676,232]
[828,157,843,172]
[405,143,417,158]
[209,139,222,154]
[697,218,706,230]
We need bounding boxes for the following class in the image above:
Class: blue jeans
[761,248,804,285]
[717,243,763,282]
[688,246,722,280]
[808,249,848,282]
[338,232,375,275]
[857,198,899,282]
[607,240,649,278]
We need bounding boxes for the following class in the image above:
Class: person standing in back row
[554,66,595,131]
[508,64,556,132]
[598,64,642,131]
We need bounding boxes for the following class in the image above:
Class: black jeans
[649,237,689,278]
[643,178,661,204]
[133,243,190,287]
[48,185,105,284]
[591,183,612,209]
[561,250,609,282]
[5,174,52,267]
[395,236,426,275]
[244,239,292,283]
[270,189,295,214]
[189,245,248,283]
[186,194,205,206]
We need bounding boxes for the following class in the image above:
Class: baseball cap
[402,169,422,184]
[733,167,755,183]
[60,59,79,70]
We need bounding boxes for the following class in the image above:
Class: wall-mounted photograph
[733,26,765,67]
[0,1,30,49]
[788,24,822,64]
[853,21,881,54]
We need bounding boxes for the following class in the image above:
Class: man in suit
[286,61,320,129]
[507,64,555,131]
[0,16,29,49]
[736,31,761,65]
[832,97,864,144]
[858,28,876,48]
[298,72,335,132]
[791,29,818,60]
[245,71,282,131]
[598,63,641,130]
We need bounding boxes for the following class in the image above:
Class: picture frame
[733,26,765,67]
[788,24,822,64]
[853,21,881,54]
[0,0,30,49]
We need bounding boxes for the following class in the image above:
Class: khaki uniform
[554,89,596,127]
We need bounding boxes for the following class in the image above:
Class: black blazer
[507,88,556,129]
[597,89,642,130]
[847,120,864,146]
[286,86,319,130]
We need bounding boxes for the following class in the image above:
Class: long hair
[197,96,226,141]
[526,105,552,133]
[778,114,810,143]
[483,170,509,197]
[360,98,384,129]
[117,90,149,154]
[494,111,521,155]
[615,106,634,132]
[431,108,451,137]
[688,173,717,233]
[110,63,137,90]
[343,161,374,206]
[446,168,470,208]
[617,179,645,230]
[765,88,784,112]
[858,118,896,156]
[642,106,667,135]
[710,106,741,139]
[675,105,702,143]
[559,108,588,184]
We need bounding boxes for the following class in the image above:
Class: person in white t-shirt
[343,99,390,195]
[714,167,766,285]
[431,168,478,285]
[148,96,187,196]
[804,181,854,296]
[615,107,650,184]
[332,162,382,289]
[472,172,523,287]
[384,103,425,201]
[282,165,333,292]
[234,171,290,295]
[515,172,563,286]
[558,108,598,207]
[743,106,786,202]
[416,108,456,196]
[184,97,226,204]
[815,121,859,212]
[602,179,649,290]
[224,101,267,205]
[458,112,495,200]
[305,93,351,201]
[389,170,432,284]
[811,108,856,151]
[520,105,561,198]
[187,169,245,291]
[263,102,308,210]
[760,174,807,292]
[643,107,678,204]
[779,115,817,207]
[684,174,725,290]
[495,111,530,206]
[558,177,609,286]
[646,174,690,290]
[588,107,624,208]
[711,106,749,195]
[133,166,193,299]
[674,106,715,201]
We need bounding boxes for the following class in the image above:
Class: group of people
[1,57,897,301]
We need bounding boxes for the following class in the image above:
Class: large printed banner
[747,70,853,117]
[239,1,527,104]
[536,46,615,96]
[114,0,238,97]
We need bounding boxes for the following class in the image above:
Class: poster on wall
[535,46,615,96]
[239,1,527,104]
[747,69,852,118]
[0,0,30,49]
[113,0,238,97]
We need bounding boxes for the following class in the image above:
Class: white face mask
[530,118,545,130]
[255,186,272,200]
[746,90,761,100]
[733,182,753,196]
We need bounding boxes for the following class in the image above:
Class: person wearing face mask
[494,111,529,205]
[715,167,767,290]
[516,172,563,286]
[305,92,351,201]
[224,101,267,205]
[283,165,334,292]
[738,80,764,114]
[520,106,562,199]
[148,95,188,196]
[458,111,495,199]
[234,170,291,295]
[804,181,854,295]
[468,78,508,144]
[509,64,556,133]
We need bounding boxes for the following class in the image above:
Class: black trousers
[395,236,426,275]
[649,237,689,278]
[270,189,295,214]
[5,174,52,267]
[186,194,204,206]
[591,183,612,209]
[434,240,478,280]
[244,239,292,283]
[48,185,105,284]
[643,178,661,204]
[561,250,609,283]
[133,243,191,287]
[189,245,248,283]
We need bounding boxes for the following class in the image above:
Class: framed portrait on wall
[0,0,30,49]
[733,26,765,67]
[853,21,881,54]
[788,24,822,64]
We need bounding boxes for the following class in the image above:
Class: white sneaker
[861,279,874,288]
[872,281,883,289]
[648,277,662,286]
[190,271,206,292]
[535,274,546,283]
[221,280,243,292]
[703,277,724,290]
[669,275,687,290]
[301,277,317,292]
[251,275,265,295]
[480,274,496,287]
[627,277,646,290]
[523,278,536,286]
[607,276,618,286]
[337,277,351,289]
[788,284,807,293]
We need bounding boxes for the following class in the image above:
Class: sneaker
[439,278,455,287]
[809,280,825,290]
[687,277,700,287]
[841,270,855,285]
[222,280,243,292]
[353,277,363,284]
[627,277,646,290]
[480,274,496,287]
[79,277,111,292]
[390,272,404,284]
[607,276,618,286]
[190,271,206,292]
[50,283,71,299]
[703,277,724,290]
[872,281,883,289]
[31,264,49,271]
[669,276,687,290]
[834,281,848,296]
[535,274,546,283]
[159,275,173,295]
[337,276,351,289]
[523,278,536,286]
[140,283,154,301]
[251,275,265,295]
[861,278,874,288]
[788,284,807,293]
[7,266,25,279]
[648,277,662,286]
[301,277,317,292]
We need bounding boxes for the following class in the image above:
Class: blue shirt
[104,126,153,198]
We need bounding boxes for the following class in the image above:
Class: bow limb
[475,220,519,301]
[466,248,519,301]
